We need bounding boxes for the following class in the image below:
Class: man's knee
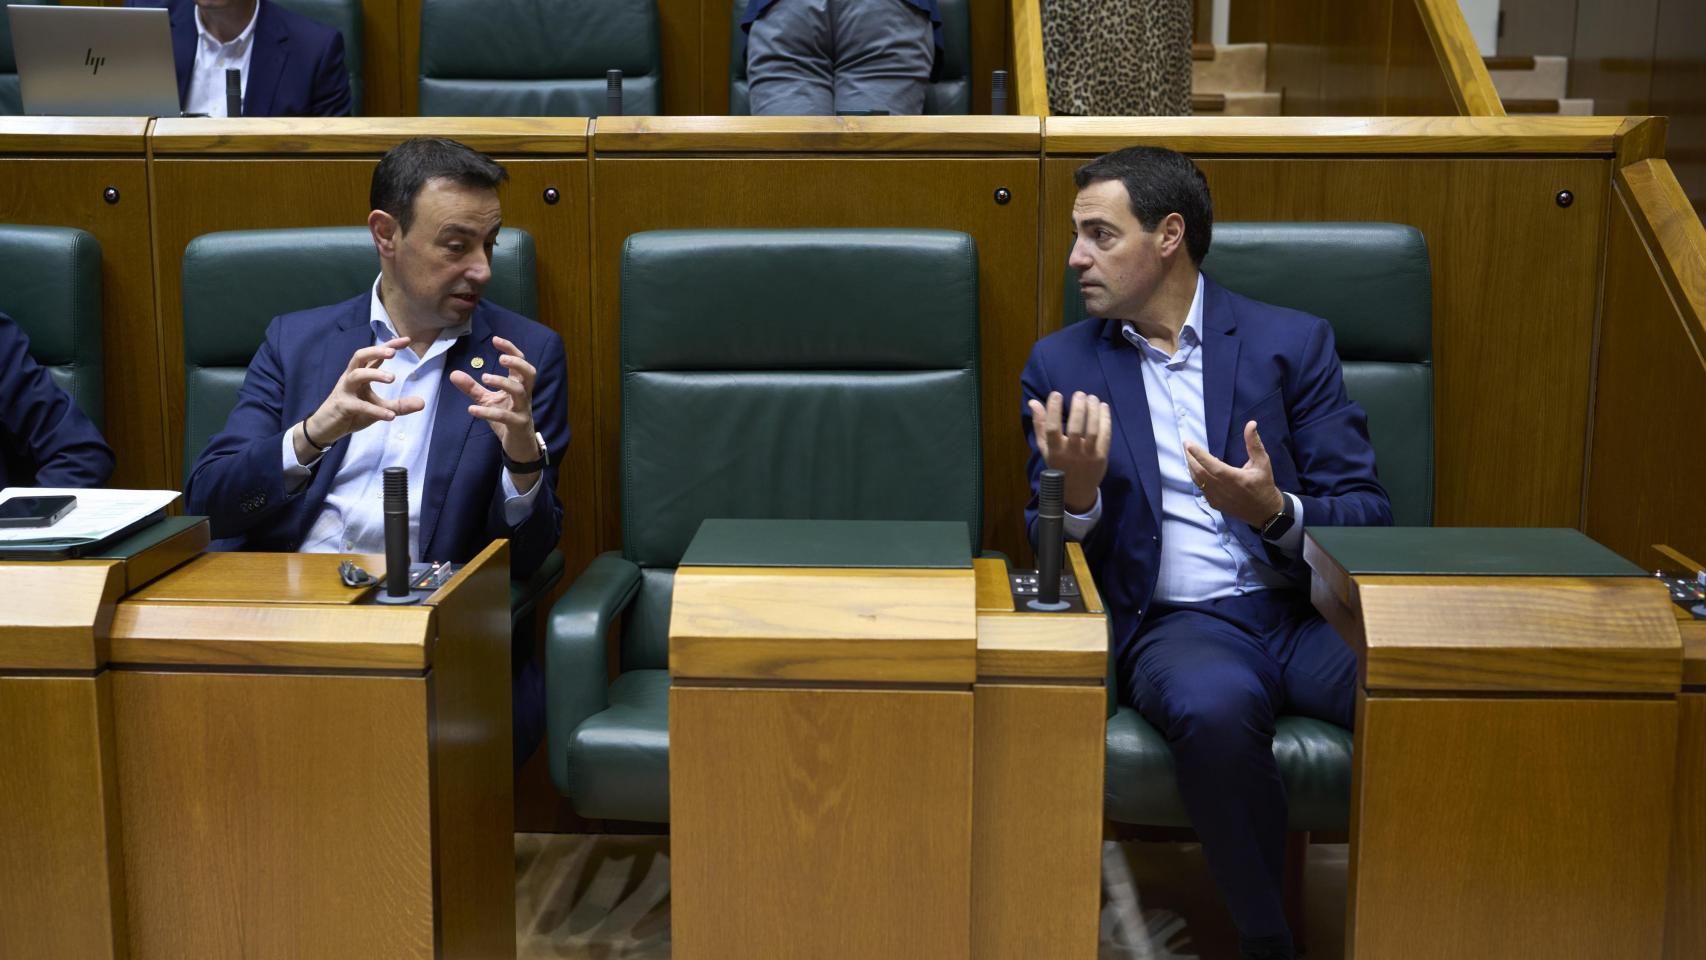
[1148,680,1274,755]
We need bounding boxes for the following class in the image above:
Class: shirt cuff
[1270,492,1306,555]
[1062,490,1102,541]
[500,469,544,526]
[282,427,321,493]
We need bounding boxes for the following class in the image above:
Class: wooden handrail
[1412,0,1505,116]
[1008,0,1049,117]
[1618,159,1706,364]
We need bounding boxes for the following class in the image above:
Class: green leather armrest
[510,547,565,626]
[545,551,643,791]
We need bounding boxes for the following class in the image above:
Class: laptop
[6,5,180,116]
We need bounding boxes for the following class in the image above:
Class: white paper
[0,487,181,543]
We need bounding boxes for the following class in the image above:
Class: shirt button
[343,540,353,550]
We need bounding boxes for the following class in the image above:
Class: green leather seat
[272,0,365,114]
[0,223,104,431]
[1064,221,1434,830]
[178,226,562,614]
[547,228,982,821]
[418,0,660,116]
[0,0,55,116]
[727,0,971,115]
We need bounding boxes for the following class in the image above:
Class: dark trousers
[1117,589,1357,940]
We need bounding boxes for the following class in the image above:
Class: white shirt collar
[194,2,261,56]
[369,276,472,346]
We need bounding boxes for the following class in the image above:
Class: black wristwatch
[502,430,550,474]
[1259,494,1296,543]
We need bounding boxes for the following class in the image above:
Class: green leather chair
[418,0,660,116]
[0,0,56,116]
[1063,222,1434,832]
[272,0,365,115]
[0,223,104,430]
[546,228,982,821]
[178,226,563,616]
[727,0,971,115]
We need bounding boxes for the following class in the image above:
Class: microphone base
[375,591,422,605]
[1025,598,1072,612]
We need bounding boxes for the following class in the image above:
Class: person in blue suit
[0,313,114,488]
[187,137,569,766]
[1022,146,1391,960]
[125,0,352,116]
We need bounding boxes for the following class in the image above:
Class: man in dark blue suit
[0,313,114,488]
[187,137,569,766]
[1022,147,1391,960]
[126,0,351,116]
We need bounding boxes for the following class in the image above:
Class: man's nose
[466,249,492,285]
[1067,238,1092,272]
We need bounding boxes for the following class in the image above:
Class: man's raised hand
[1027,390,1112,514]
[297,337,426,459]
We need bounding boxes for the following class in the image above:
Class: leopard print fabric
[1042,0,1193,116]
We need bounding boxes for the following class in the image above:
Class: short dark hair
[370,137,508,233]
[1072,146,1212,265]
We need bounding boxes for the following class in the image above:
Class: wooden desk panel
[1042,153,1609,528]
[0,562,122,670]
[1669,691,1706,960]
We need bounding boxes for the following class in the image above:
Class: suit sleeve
[184,318,301,539]
[0,319,115,488]
[308,30,353,117]
[486,328,569,579]
[1286,318,1393,529]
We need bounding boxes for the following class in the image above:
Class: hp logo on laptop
[84,48,106,75]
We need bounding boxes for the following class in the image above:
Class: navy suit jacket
[1021,277,1392,654]
[127,0,352,116]
[185,294,569,578]
[0,313,114,488]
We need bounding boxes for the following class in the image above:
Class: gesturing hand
[302,337,426,451]
[1027,390,1112,514]
[1182,420,1285,528]
[449,335,540,488]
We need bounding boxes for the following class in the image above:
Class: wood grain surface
[670,685,973,960]
[1042,153,1609,528]
[1008,0,1047,116]
[1042,116,1625,155]
[972,683,1102,960]
[0,116,150,152]
[669,565,977,683]
[116,517,209,593]
[1068,541,1102,614]
[114,671,436,960]
[123,551,379,604]
[0,561,123,670]
[148,117,592,154]
[974,556,1014,611]
[590,153,1039,564]
[1345,576,1682,694]
[0,673,128,960]
[1666,693,1706,959]
[1350,696,1676,959]
[1412,0,1506,115]
[975,610,1106,680]
[109,602,434,670]
[591,114,1041,152]
[0,151,166,488]
[356,0,403,118]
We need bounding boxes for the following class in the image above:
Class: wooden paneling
[1650,0,1706,210]
[971,683,1103,960]
[0,673,128,960]
[1319,0,1391,116]
[1350,696,1676,958]
[1568,0,1659,117]
[1585,164,1706,567]
[398,0,421,116]
[1386,0,1468,115]
[110,602,435,669]
[659,0,704,114]
[670,685,973,960]
[1264,0,1324,115]
[970,0,1008,115]
[1042,115,1626,154]
[1042,148,1610,527]
[1668,692,1706,959]
[115,671,436,960]
[669,566,978,683]
[589,142,1040,564]
[0,561,122,670]
[699,0,734,114]
[146,123,596,577]
[592,113,1039,151]
[1008,0,1047,116]
[125,550,381,604]
[1410,0,1505,116]
[359,0,404,117]
[0,123,164,488]
[1495,0,1580,58]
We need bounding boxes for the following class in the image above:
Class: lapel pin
[470,357,485,370]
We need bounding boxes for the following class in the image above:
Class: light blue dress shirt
[282,277,540,560]
[1063,274,1304,603]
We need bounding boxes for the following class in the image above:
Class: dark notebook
[1308,527,1643,578]
[680,519,972,570]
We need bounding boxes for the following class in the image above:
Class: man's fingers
[1184,441,1231,478]
[497,352,537,386]
[1245,420,1269,463]
[480,372,527,400]
[467,404,527,427]
[1096,402,1113,458]
[448,369,492,402]
[379,394,426,416]
[345,367,395,390]
[491,334,523,358]
[1065,391,1088,437]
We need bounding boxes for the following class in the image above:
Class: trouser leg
[827,0,932,114]
[747,0,835,115]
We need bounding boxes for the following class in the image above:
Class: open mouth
[450,292,478,306]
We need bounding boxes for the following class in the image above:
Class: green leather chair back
[0,0,56,115]
[1063,221,1434,527]
[619,228,983,669]
[271,0,364,114]
[728,0,971,115]
[0,224,104,430]
[179,225,537,480]
[418,0,660,116]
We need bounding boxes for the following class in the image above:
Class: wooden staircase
[1191,42,1280,116]
[1484,55,1592,115]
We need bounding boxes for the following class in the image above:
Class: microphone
[1028,468,1070,611]
[991,70,1009,116]
[224,68,242,118]
[376,466,415,604]
[606,69,624,117]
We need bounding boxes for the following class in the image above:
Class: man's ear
[369,209,399,258]
[1157,212,1187,260]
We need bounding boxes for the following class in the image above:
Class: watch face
[1262,511,1295,543]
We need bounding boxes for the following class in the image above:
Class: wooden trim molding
[1411,0,1506,116]
[149,118,591,155]
[1043,116,1626,156]
[1008,0,1049,117]
[1617,159,1706,356]
[591,115,1042,153]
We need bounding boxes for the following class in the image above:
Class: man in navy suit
[126,0,351,116]
[0,313,114,489]
[187,137,568,765]
[1022,147,1391,960]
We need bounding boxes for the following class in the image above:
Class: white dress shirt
[184,2,259,117]
[282,278,541,560]
[1064,274,1305,603]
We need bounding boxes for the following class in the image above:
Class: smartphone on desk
[0,495,77,528]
